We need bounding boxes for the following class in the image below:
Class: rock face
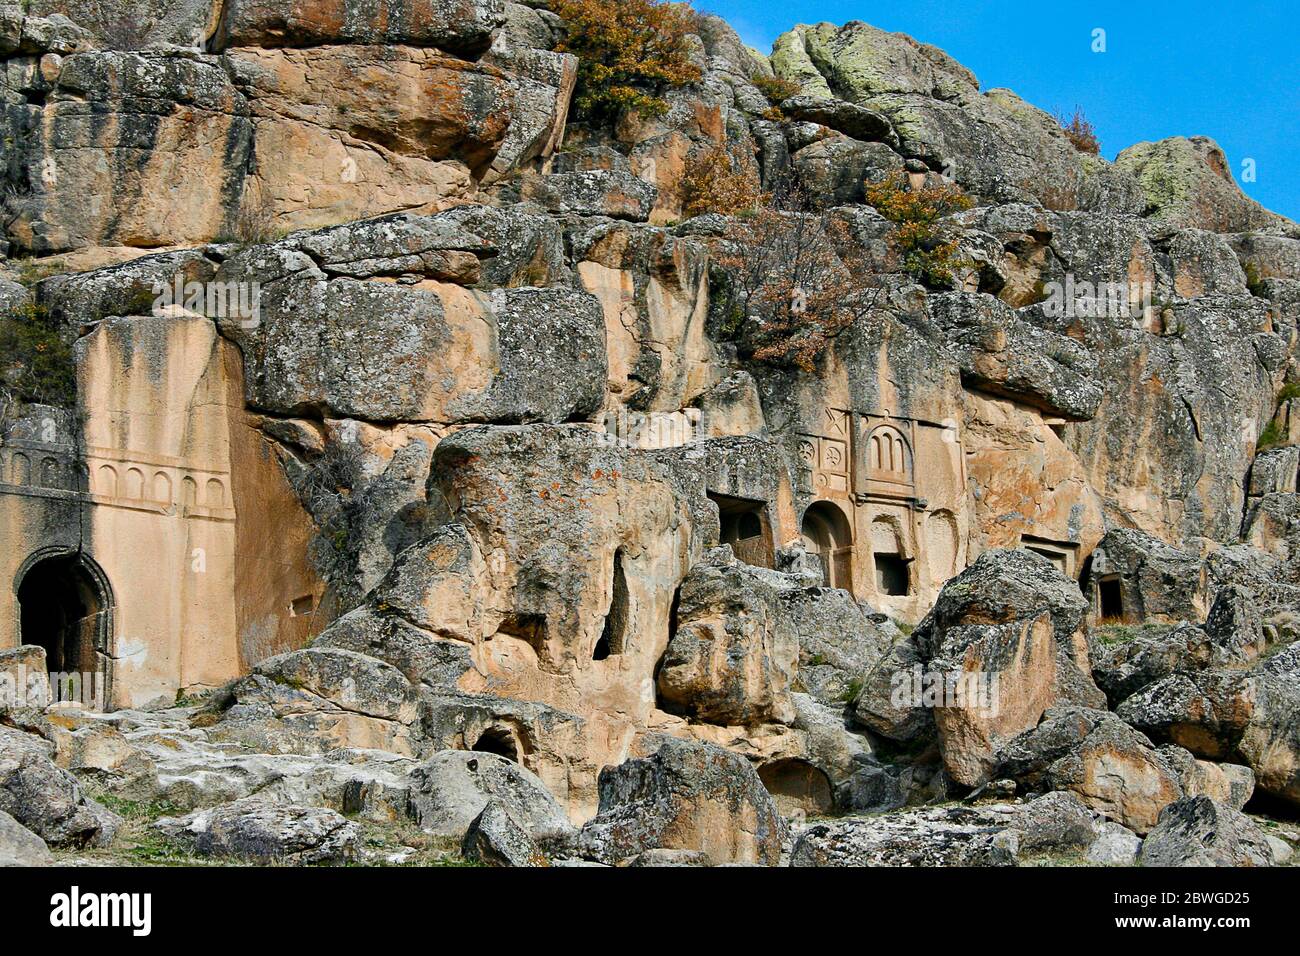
[769,21,1141,212]
[1115,137,1294,234]
[579,738,785,866]
[2,0,1299,870]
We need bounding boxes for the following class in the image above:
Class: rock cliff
[1,0,1298,868]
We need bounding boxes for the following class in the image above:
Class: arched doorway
[801,502,853,590]
[15,549,113,701]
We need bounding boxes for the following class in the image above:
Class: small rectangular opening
[1098,577,1124,621]
[708,492,773,569]
[289,595,315,617]
[875,554,910,596]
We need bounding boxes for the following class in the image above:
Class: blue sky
[696,0,1300,220]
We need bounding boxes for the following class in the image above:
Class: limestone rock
[1156,745,1254,811]
[0,726,121,847]
[1137,796,1275,867]
[406,750,574,844]
[0,808,52,866]
[23,0,215,49]
[1,51,251,254]
[157,797,363,864]
[790,792,1095,867]
[215,0,505,56]
[655,549,799,726]
[216,241,606,422]
[1116,649,1300,807]
[460,798,548,866]
[1115,137,1295,234]
[522,168,658,221]
[770,21,1142,212]
[995,707,1183,833]
[1086,821,1142,866]
[927,291,1102,420]
[913,549,1105,787]
[221,648,421,755]
[578,737,785,866]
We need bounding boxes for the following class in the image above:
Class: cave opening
[471,727,520,763]
[594,549,629,660]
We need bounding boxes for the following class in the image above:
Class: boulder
[0,645,49,712]
[782,587,894,710]
[461,799,548,867]
[789,792,1095,867]
[850,634,935,744]
[1083,528,1207,625]
[1117,649,1300,807]
[1156,745,1254,811]
[655,549,799,726]
[995,707,1183,833]
[0,726,120,847]
[780,95,896,145]
[1137,796,1275,867]
[1092,587,1268,707]
[0,808,52,867]
[913,549,1105,787]
[406,750,573,845]
[157,797,363,864]
[220,648,421,755]
[1085,821,1142,866]
[578,737,785,866]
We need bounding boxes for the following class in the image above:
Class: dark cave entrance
[471,728,520,763]
[875,553,911,596]
[1098,576,1124,621]
[16,550,113,703]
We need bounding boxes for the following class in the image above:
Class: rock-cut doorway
[15,549,113,703]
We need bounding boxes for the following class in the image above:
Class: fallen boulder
[157,797,362,865]
[578,737,785,866]
[460,799,548,867]
[0,726,120,848]
[1137,796,1275,867]
[407,750,574,845]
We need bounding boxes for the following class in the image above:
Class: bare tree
[713,184,885,371]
